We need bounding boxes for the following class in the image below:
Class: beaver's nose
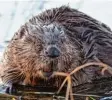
[46,47,60,58]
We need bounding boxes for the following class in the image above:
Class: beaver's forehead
[43,23,64,36]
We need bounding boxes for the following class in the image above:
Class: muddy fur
[1,6,112,87]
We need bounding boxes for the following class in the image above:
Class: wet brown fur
[1,6,112,87]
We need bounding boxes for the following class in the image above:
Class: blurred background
[0,0,112,58]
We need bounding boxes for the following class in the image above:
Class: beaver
[1,6,112,93]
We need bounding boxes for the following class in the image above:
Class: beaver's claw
[5,84,17,94]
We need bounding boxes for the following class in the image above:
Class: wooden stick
[54,62,112,100]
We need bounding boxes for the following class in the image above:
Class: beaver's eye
[59,31,66,43]
[60,30,64,34]
[60,37,66,44]
[19,28,26,39]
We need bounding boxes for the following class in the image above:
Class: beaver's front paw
[5,84,17,94]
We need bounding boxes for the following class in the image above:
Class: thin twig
[53,62,112,100]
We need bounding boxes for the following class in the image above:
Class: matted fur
[1,6,112,87]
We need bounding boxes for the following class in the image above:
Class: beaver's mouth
[42,67,53,78]
[42,61,57,78]
[42,71,53,78]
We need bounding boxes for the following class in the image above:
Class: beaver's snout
[46,47,60,58]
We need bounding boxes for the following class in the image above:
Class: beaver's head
[4,21,81,85]
[15,22,81,79]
